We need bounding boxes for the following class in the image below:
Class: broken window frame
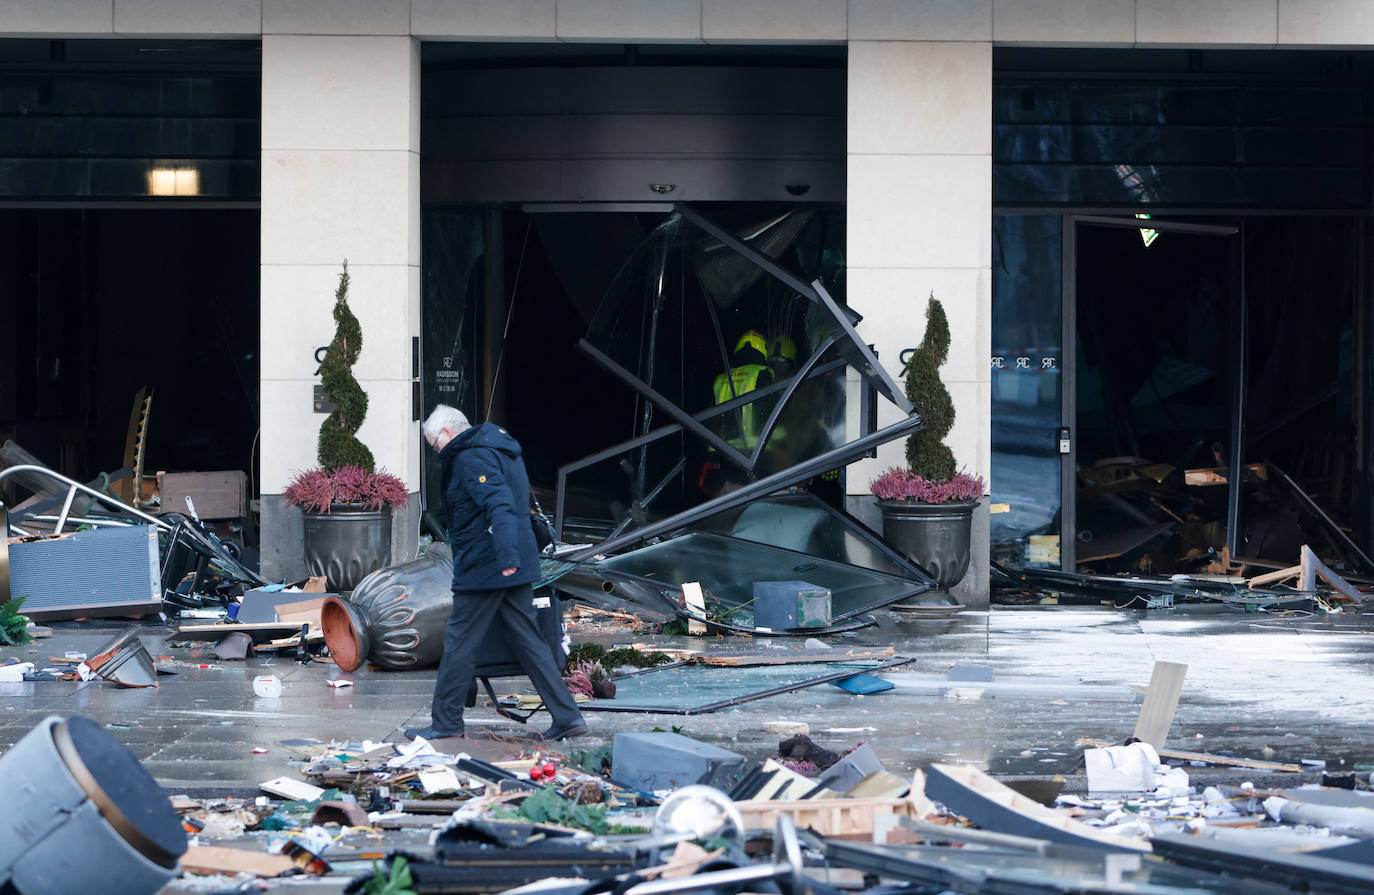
[577,204,911,476]
[562,202,924,557]
[565,412,926,561]
[553,353,851,539]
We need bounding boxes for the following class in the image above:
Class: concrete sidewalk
[2,603,1372,797]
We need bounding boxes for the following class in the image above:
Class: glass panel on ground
[693,492,919,578]
[592,531,924,623]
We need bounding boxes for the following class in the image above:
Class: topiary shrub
[903,294,956,482]
[318,260,375,472]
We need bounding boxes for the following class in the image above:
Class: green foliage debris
[566,643,672,673]
[0,598,33,646]
[492,784,609,834]
[363,855,416,895]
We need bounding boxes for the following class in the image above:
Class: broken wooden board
[1077,739,1302,773]
[924,763,1148,852]
[693,647,895,667]
[734,778,929,841]
[168,622,302,644]
[1300,544,1364,604]
[182,845,295,878]
[1247,565,1301,588]
[1132,661,1187,749]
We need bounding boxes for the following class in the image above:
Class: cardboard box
[160,471,246,520]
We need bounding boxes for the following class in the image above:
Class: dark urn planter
[302,505,393,591]
[322,543,453,672]
[877,499,977,590]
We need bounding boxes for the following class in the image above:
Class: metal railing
[0,465,169,536]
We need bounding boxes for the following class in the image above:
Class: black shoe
[542,721,589,741]
[404,725,464,740]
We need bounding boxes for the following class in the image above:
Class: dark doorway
[1073,220,1235,571]
[0,208,260,492]
[1066,215,1360,574]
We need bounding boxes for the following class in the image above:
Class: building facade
[4,1,1374,607]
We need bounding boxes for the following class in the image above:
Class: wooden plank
[695,647,896,667]
[1077,739,1302,773]
[160,470,247,520]
[1248,565,1301,588]
[1132,661,1187,749]
[182,845,294,878]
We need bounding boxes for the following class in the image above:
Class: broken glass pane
[694,492,924,579]
[583,658,909,714]
[584,209,846,426]
[591,532,927,623]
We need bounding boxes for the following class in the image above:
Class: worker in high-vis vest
[712,330,774,452]
[699,330,773,496]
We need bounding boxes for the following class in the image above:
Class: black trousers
[429,582,583,733]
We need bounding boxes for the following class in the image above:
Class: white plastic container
[253,675,283,698]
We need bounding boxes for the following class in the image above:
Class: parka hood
[441,422,523,460]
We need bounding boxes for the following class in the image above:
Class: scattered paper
[419,766,464,794]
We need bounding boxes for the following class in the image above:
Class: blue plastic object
[830,674,894,695]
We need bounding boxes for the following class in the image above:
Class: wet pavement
[4,602,1374,798]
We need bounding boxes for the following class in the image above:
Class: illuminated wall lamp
[147,166,200,196]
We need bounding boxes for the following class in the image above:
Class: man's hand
[501,567,517,577]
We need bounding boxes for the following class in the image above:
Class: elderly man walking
[405,404,588,742]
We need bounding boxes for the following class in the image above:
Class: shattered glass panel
[695,492,920,578]
[583,660,903,714]
[752,346,849,477]
[558,432,691,544]
[593,532,924,622]
[584,210,844,422]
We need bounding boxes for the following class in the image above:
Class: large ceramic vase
[321,543,453,672]
[878,499,977,590]
[302,505,392,592]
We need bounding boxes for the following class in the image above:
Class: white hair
[423,404,470,443]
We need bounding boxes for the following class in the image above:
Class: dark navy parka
[438,423,540,592]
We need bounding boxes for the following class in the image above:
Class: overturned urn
[322,543,455,672]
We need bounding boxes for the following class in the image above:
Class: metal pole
[1226,220,1247,559]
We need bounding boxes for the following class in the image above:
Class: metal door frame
[1061,214,1240,571]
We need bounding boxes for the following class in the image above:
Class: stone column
[845,40,992,607]
[258,32,421,580]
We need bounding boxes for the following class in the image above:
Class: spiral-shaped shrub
[904,295,956,482]
[318,261,375,472]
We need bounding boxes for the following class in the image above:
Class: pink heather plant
[284,466,410,514]
[869,467,985,504]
